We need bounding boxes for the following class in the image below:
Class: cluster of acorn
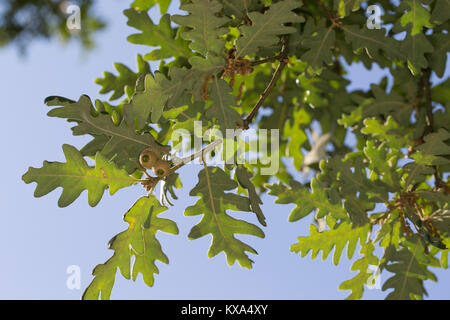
[139,148,171,177]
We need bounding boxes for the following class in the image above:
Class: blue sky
[0,0,448,299]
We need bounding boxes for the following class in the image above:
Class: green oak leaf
[430,0,450,24]
[124,9,192,61]
[22,144,135,207]
[342,25,404,61]
[131,0,171,13]
[429,33,450,78]
[376,217,402,249]
[185,166,265,268]
[221,0,263,23]
[206,75,243,133]
[362,116,410,150]
[402,162,435,186]
[291,216,370,265]
[415,128,450,157]
[342,84,412,127]
[125,72,171,127]
[433,102,450,132]
[339,242,379,300]
[235,165,266,226]
[363,140,400,188]
[161,172,183,206]
[81,135,110,157]
[126,57,224,127]
[403,128,450,186]
[400,32,434,73]
[235,0,304,57]
[382,238,434,300]
[326,156,390,203]
[172,0,229,56]
[283,107,309,170]
[82,195,178,300]
[300,18,336,73]
[359,84,412,126]
[45,95,170,173]
[166,101,209,131]
[333,0,363,18]
[399,0,433,35]
[268,178,349,222]
[95,55,150,101]
[416,190,450,204]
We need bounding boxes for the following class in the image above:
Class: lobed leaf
[268,178,349,222]
[45,95,170,173]
[172,0,229,56]
[339,242,379,300]
[206,75,243,133]
[125,9,192,61]
[185,166,264,268]
[126,55,224,127]
[300,18,335,73]
[291,216,370,265]
[235,165,266,226]
[333,0,363,18]
[95,55,150,101]
[382,238,434,300]
[235,0,304,57]
[83,195,178,299]
[400,32,434,73]
[399,0,433,36]
[22,144,135,207]
[131,0,171,14]
[342,25,404,61]
[429,33,450,78]
[430,0,450,24]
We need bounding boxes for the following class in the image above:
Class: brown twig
[239,37,289,130]
[436,180,450,194]
[412,74,426,110]
[407,69,442,189]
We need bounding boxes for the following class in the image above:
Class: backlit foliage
[23,0,449,299]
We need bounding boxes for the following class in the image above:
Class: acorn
[139,149,158,170]
[152,160,170,177]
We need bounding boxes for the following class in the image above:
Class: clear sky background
[0,0,448,300]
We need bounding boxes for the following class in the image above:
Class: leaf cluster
[23,0,450,299]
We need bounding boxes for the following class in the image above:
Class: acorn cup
[139,149,158,170]
[152,160,170,177]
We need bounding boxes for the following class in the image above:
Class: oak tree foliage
[23,0,450,299]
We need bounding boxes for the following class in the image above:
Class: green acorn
[139,149,158,170]
[152,160,170,177]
